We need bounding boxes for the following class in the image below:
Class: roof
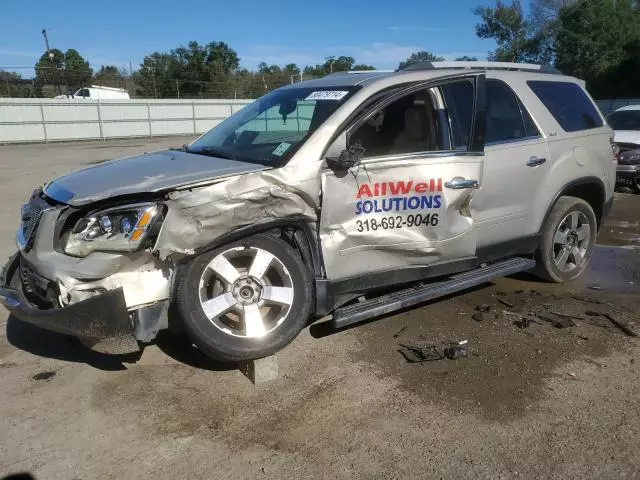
[282,61,579,92]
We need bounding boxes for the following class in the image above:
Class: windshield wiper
[193,147,238,161]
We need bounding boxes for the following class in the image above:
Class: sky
[0,0,495,76]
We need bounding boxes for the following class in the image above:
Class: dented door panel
[320,155,483,280]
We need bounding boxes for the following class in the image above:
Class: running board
[331,257,536,329]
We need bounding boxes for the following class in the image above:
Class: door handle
[444,177,479,189]
[526,156,547,167]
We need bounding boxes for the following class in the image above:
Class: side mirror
[324,132,365,172]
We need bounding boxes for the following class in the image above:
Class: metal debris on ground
[571,295,606,305]
[514,317,538,329]
[588,285,602,290]
[472,312,487,322]
[550,311,585,321]
[444,340,469,360]
[498,298,515,308]
[393,326,408,338]
[398,340,469,363]
[476,304,491,312]
[32,371,56,381]
[585,311,638,337]
[536,312,576,329]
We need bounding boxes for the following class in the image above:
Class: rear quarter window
[527,80,603,132]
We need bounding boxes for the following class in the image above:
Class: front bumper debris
[0,254,139,354]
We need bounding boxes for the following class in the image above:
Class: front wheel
[175,234,313,362]
[534,196,597,283]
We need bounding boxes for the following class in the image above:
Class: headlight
[63,203,162,257]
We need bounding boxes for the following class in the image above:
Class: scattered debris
[515,290,524,294]
[585,311,638,337]
[571,295,605,305]
[568,372,577,378]
[476,304,491,312]
[588,285,602,291]
[498,298,515,308]
[502,310,523,318]
[578,335,589,341]
[32,371,56,381]
[393,326,408,338]
[530,290,541,296]
[537,312,576,328]
[472,312,486,322]
[514,317,536,329]
[444,340,469,360]
[550,311,585,321]
[495,291,507,296]
[398,344,444,363]
[398,340,469,363]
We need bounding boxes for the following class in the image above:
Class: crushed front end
[0,189,172,354]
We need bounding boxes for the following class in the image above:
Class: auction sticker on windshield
[305,91,349,101]
[272,142,292,156]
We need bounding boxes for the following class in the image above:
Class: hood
[44,150,268,206]
[613,130,640,146]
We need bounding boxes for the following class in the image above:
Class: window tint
[528,80,603,132]
[77,88,90,97]
[517,96,540,137]
[349,80,475,157]
[486,80,531,143]
[607,110,640,131]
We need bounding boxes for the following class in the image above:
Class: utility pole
[175,79,180,99]
[42,28,61,95]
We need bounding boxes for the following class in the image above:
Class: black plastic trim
[190,217,323,278]
[476,235,540,264]
[315,256,478,315]
[540,176,607,230]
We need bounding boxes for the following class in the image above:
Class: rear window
[527,81,603,132]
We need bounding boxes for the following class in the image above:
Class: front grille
[619,149,640,166]
[21,204,43,243]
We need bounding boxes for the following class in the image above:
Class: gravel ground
[1,138,639,479]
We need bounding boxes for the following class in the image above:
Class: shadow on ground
[5,315,139,371]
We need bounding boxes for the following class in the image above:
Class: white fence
[0,98,253,143]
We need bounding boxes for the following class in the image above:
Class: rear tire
[534,196,597,283]
[175,234,313,362]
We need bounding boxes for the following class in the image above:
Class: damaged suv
[1,62,616,362]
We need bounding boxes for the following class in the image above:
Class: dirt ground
[1,138,639,479]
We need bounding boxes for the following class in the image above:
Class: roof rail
[399,61,561,75]
[325,69,396,76]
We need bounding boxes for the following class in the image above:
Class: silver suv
[0,61,616,362]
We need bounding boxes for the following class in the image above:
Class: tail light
[611,138,619,163]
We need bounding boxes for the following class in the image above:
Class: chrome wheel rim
[198,246,294,338]
[553,211,591,272]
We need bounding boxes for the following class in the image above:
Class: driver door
[319,73,486,281]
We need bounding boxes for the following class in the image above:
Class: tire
[175,234,313,362]
[534,196,597,283]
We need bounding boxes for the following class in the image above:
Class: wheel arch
[541,177,606,232]
[176,216,323,279]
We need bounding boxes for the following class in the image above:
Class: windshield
[608,110,640,131]
[188,86,360,166]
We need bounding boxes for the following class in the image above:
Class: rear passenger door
[473,79,550,249]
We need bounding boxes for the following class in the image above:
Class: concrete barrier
[0,98,254,143]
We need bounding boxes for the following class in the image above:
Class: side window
[528,80,603,132]
[517,96,540,138]
[349,80,474,157]
[486,80,532,144]
[76,88,90,98]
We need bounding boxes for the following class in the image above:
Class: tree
[398,51,445,69]
[555,0,640,96]
[205,41,240,75]
[94,65,126,88]
[133,52,182,98]
[284,63,300,75]
[351,64,376,70]
[454,56,478,61]
[473,1,546,63]
[0,70,32,97]
[34,48,92,95]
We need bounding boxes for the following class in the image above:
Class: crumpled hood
[43,150,268,206]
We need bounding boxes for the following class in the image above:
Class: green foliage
[454,56,478,61]
[474,1,546,63]
[34,48,92,95]
[398,51,445,69]
[555,0,640,96]
[0,70,32,97]
[94,65,126,87]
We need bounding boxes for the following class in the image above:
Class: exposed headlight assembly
[64,203,162,257]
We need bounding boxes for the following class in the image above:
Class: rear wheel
[534,196,597,283]
[175,234,313,362]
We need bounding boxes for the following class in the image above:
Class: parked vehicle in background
[607,105,640,193]
[1,61,616,363]
[54,85,130,100]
